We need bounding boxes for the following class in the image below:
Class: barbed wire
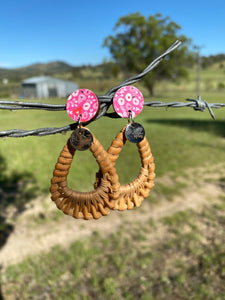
[1,97,224,137]
[0,40,224,138]
[0,95,112,111]
[105,97,225,120]
[0,40,181,113]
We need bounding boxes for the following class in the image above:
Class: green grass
[0,92,224,196]
[2,199,225,300]
[0,74,225,299]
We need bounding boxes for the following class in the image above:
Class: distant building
[22,76,79,98]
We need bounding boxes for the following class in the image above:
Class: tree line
[201,54,225,68]
[1,13,224,97]
[104,12,224,96]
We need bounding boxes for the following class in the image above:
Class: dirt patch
[0,164,224,270]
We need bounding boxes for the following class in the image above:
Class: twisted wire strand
[0,99,224,137]
[0,98,224,137]
[105,40,182,96]
[0,124,75,138]
[0,95,112,111]
[105,100,225,119]
[1,98,224,114]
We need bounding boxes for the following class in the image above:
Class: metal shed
[22,76,79,98]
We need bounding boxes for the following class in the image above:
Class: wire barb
[186,96,215,119]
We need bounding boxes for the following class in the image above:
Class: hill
[1,52,225,82]
[0,60,118,97]
[0,60,117,81]
[0,61,74,81]
[0,52,224,98]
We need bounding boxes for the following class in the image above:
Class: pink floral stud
[66,89,99,122]
[113,86,144,118]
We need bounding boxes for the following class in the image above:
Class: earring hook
[128,110,134,123]
[78,114,82,131]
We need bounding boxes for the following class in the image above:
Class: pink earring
[66,88,100,124]
[113,85,145,143]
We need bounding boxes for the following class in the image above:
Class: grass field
[0,69,225,299]
[0,92,224,192]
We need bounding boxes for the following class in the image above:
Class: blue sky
[0,0,224,68]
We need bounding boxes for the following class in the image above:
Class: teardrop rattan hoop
[95,125,155,210]
[50,130,120,220]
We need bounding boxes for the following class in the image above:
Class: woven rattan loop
[95,125,155,210]
[50,129,120,220]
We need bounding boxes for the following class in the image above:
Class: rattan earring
[50,89,120,220]
[95,86,155,210]
[50,130,120,220]
[95,125,155,210]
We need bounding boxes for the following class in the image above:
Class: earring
[50,89,120,220]
[95,86,155,210]
[96,125,155,210]
[66,88,100,124]
[113,85,146,143]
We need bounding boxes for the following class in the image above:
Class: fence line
[0,40,224,138]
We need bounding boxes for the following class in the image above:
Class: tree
[104,13,194,96]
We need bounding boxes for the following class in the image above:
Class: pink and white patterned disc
[66,89,99,122]
[113,86,144,118]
